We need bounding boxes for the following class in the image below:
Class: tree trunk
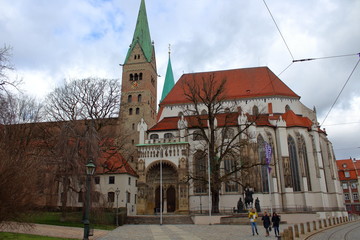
[60,176,68,222]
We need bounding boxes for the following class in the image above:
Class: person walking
[271,212,281,237]
[262,211,271,237]
[248,208,259,236]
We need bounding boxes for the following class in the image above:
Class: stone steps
[126,215,194,225]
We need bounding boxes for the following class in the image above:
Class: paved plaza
[98,224,291,240]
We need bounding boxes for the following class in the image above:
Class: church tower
[119,0,157,158]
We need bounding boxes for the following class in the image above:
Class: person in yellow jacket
[248,208,259,236]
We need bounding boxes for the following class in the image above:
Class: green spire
[124,0,153,64]
[161,49,175,102]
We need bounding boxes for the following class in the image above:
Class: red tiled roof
[150,111,313,132]
[160,67,299,106]
[336,159,358,181]
[281,110,313,129]
[97,148,138,177]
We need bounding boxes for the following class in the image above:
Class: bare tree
[0,45,21,93]
[44,77,124,219]
[181,74,266,213]
[0,94,44,224]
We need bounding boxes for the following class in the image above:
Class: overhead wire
[320,58,360,127]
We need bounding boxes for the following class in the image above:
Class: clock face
[131,81,139,89]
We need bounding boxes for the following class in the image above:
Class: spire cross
[168,44,171,56]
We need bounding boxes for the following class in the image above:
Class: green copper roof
[160,55,175,102]
[124,0,153,64]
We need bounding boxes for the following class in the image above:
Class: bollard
[318,219,322,229]
[300,223,305,235]
[288,226,294,240]
[283,229,289,240]
[340,217,343,223]
[313,221,317,231]
[294,224,299,238]
[332,217,336,225]
[306,222,311,233]
[328,218,332,226]
[336,217,339,224]
[323,219,327,228]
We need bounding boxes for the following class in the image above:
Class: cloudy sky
[1,0,359,159]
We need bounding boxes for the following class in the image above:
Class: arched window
[224,108,230,113]
[194,150,207,193]
[237,106,242,113]
[128,95,132,103]
[139,72,143,80]
[136,108,140,115]
[288,135,301,191]
[222,128,234,139]
[193,130,204,140]
[224,152,238,192]
[129,108,133,115]
[164,133,173,139]
[150,134,159,140]
[257,135,269,192]
[129,74,134,81]
[138,94,142,102]
[178,112,184,117]
[134,73,138,81]
[285,105,291,112]
[252,105,259,115]
[201,109,207,115]
[300,136,312,191]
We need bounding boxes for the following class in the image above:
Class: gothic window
[129,108,133,115]
[164,133,173,139]
[194,150,208,193]
[136,108,140,115]
[193,130,205,141]
[300,136,312,191]
[224,153,239,192]
[222,128,234,139]
[150,134,159,140]
[253,105,259,115]
[285,105,291,112]
[138,94,142,102]
[134,73,139,81]
[288,136,301,191]
[257,135,269,192]
[138,54,140,59]
[129,74,134,81]
[139,72,143,80]
[128,95,132,103]
[132,123,135,130]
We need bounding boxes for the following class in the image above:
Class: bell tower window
[136,108,140,115]
[139,72,143,80]
[130,74,134,81]
[129,108,133,115]
[128,95,132,103]
[134,73,139,81]
[138,94,142,102]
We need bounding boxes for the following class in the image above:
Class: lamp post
[83,158,96,240]
[115,188,120,227]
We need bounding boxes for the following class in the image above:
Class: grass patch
[0,232,76,240]
[27,211,115,230]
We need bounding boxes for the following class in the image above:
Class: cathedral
[121,0,346,219]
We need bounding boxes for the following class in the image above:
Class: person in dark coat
[261,211,271,237]
[271,212,281,237]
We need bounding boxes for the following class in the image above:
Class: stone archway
[146,161,178,214]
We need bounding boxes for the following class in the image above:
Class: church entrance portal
[147,161,178,213]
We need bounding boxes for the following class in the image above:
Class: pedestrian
[271,212,281,237]
[248,208,259,236]
[262,211,271,237]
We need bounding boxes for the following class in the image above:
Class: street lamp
[83,158,96,240]
[115,188,120,227]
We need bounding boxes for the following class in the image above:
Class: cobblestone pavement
[307,220,360,240]
[98,224,292,240]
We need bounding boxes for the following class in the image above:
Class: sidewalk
[0,223,110,239]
